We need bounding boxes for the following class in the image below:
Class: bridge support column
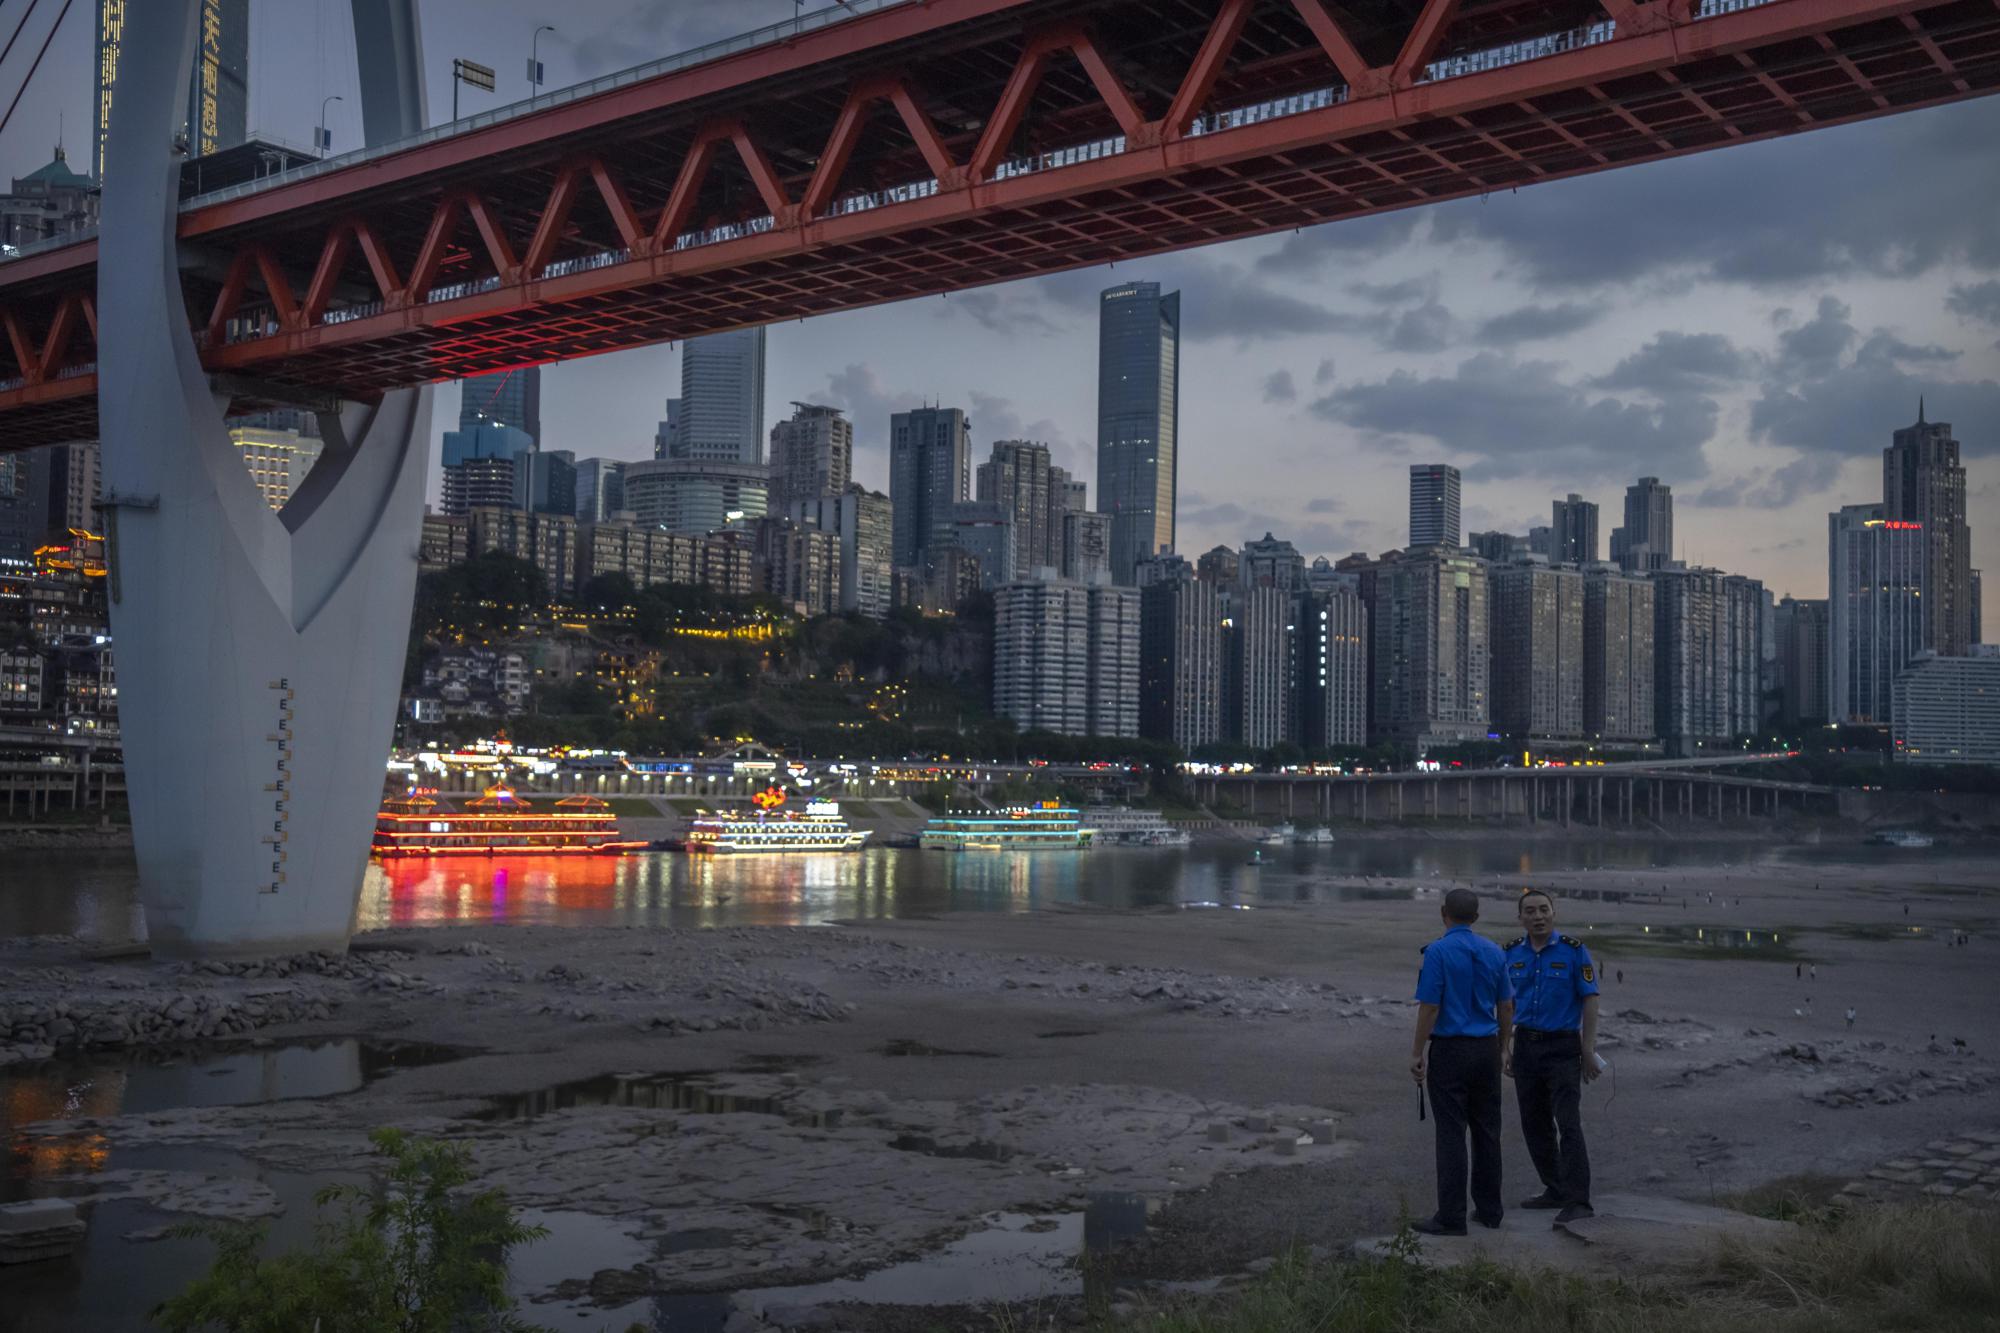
[100,0,430,958]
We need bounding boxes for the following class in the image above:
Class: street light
[315,95,343,157]
[528,25,556,92]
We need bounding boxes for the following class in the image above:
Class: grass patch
[1058,1203,1999,1333]
[1722,1172,1852,1223]
[596,797,663,818]
[665,797,706,814]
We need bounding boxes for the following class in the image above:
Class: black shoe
[1520,1191,1564,1210]
[1554,1203,1595,1225]
[1411,1217,1467,1237]
[1474,1213,1504,1230]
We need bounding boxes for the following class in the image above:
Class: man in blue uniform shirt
[1503,888,1601,1225]
[1410,887,1512,1236]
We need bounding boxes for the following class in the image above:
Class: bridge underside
[2,0,1996,450]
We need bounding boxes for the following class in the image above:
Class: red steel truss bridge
[2,0,1995,451]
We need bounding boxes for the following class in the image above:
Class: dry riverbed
[3,851,1997,1329]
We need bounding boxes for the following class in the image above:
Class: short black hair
[1517,888,1555,911]
[1443,888,1480,923]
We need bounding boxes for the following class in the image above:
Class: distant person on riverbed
[1409,888,1512,1236]
[1504,889,1601,1226]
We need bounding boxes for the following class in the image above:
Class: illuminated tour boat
[684,796,869,853]
[919,804,1094,851]
[371,787,645,856]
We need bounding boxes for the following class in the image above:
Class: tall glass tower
[675,328,768,463]
[1097,282,1180,584]
[458,366,542,446]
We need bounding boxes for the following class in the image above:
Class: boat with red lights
[371,787,646,857]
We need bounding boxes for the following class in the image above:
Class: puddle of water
[737,1191,1152,1317]
[470,1070,841,1127]
[1576,924,1802,960]
[877,1038,1001,1059]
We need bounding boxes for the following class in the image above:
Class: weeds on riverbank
[1070,1202,1998,1333]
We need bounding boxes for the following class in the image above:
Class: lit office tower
[1408,465,1462,548]
[1298,575,1369,750]
[889,406,969,570]
[976,440,1054,577]
[458,367,542,446]
[1140,573,1223,750]
[231,425,324,512]
[673,329,768,463]
[97,0,249,177]
[1489,562,1584,739]
[1883,405,1972,655]
[1583,567,1655,742]
[1372,547,1489,748]
[1611,476,1673,572]
[1774,596,1830,727]
[1652,567,1764,750]
[1829,504,1927,725]
[768,403,854,512]
[993,580,1139,738]
[1550,494,1599,564]
[1097,282,1181,582]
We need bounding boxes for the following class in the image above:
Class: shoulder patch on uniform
[1560,935,1583,947]
[1504,935,1524,949]
[1581,964,1595,983]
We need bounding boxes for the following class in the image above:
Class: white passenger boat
[920,804,1094,850]
[1082,807,1192,847]
[685,801,869,853]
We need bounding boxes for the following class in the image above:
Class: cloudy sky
[5,1,1995,619]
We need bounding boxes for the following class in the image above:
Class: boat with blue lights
[918,804,1094,851]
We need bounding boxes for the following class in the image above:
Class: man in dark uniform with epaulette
[1503,888,1601,1225]
[1410,887,1512,1236]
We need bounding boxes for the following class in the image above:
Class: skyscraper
[976,441,1055,577]
[573,459,627,523]
[1224,583,1292,750]
[1372,547,1489,748]
[1550,494,1599,564]
[440,422,534,516]
[993,580,1138,738]
[620,459,769,535]
[97,0,249,178]
[458,367,542,446]
[1613,476,1673,572]
[769,403,854,513]
[1883,405,1972,656]
[888,406,969,570]
[1774,596,1830,727]
[1097,282,1180,582]
[1652,567,1763,750]
[1060,510,1113,585]
[1240,532,1307,592]
[791,487,894,618]
[674,329,768,463]
[1583,567,1655,742]
[654,399,682,460]
[1297,576,1368,750]
[1829,504,1927,725]
[1408,465,1462,548]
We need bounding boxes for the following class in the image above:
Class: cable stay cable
[0,0,73,146]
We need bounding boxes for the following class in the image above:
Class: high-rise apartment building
[791,487,894,619]
[1652,566,1763,749]
[941,502,1016,589]
[1829,504,1927,725]
[1489,561,1585,738]
[1893,652,2000,764]
[1582,566,1654,742]
[0,450,50,566]
[458,367,542,446]
[673,329,767,463]
[1134,551,1193,588]
[1469,531,1528,563]
[440,422,535,516]
[753,517,842,617]
[465,507,576,598]
[1139,573,1223,751]
[1097,282,1181,582]
[1883,406,1972,656]
[1060,510,1113,585]
[620,459,769,535]
[1372,547,1488,748]
[231,426,324,512]
[1196,545,1240,586]
[769,403,854,513]
[1774,596,1830,727]
[1612,476,1673,572]
[1224,584,1292,750]
[1297,576,1368,750]
[1240,532,1307,592]
[993,580,1139,738]
[976,441,1055,578]
[573,459,626,523]
[1408,464,1462,548]
[889,407,970,570]
[1550,495,1599,564]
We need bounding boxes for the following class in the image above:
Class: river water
[0,838,1850,942]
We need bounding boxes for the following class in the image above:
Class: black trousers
[1427,1034,1503,1226]
[1514,1028,1591,1206]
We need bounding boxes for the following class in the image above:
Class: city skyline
[0,0,1993,619]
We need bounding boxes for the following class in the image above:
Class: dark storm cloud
[1311,350,1720,483]
[1592,332,1747,396]
[1422,99,2000,289]
[1948,281,2000,328]
[1256,211,1426,273]
[1383,299,1456,353]
[1478,302,1604,346]
[1263,370,1299,403]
